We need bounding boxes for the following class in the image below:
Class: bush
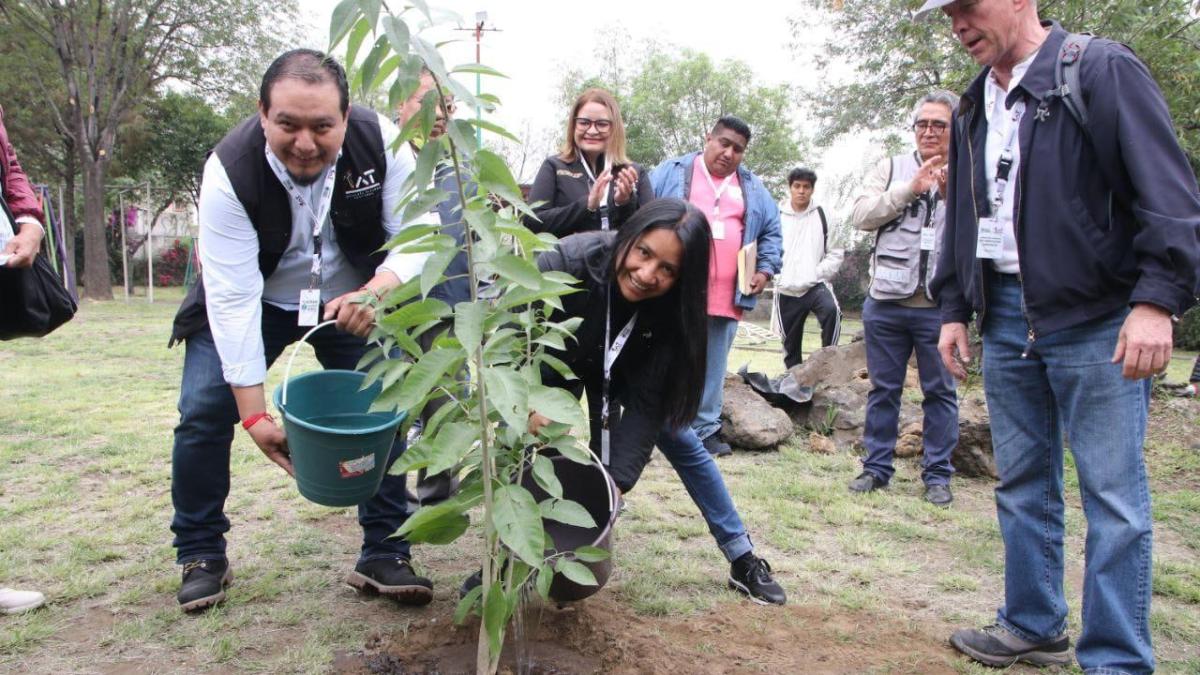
[153,239,191,287]
[1174,305,1200,351]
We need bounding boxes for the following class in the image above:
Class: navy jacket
[932,22,1200,337]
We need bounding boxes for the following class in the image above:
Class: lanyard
[699,158,735,220]
[264,148,340,290]
[600,286,638,466]
[579,155,612,230]
[991,100,1025,215]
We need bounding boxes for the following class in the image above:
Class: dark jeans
[170,304,411,565]
[778,284,841,369]
[861,298,958,485]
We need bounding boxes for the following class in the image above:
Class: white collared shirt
[198,112,427,386]
[983,47,1040,274]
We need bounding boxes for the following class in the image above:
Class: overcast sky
[294,0,882,216]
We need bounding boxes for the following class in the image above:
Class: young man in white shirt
[774,167,843,368]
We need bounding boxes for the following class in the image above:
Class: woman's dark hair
[260,49,350,115]
[610,198,711,428]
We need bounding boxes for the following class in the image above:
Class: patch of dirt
[331,593,959,674]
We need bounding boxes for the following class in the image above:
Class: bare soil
[331,593,959,675]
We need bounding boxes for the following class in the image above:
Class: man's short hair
[788,167,818,185]
[712,115,752,145]
[260,49,350,115]
[910,89,959,125]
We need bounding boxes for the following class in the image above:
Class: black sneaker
[848,471,887,493]
[924,483,954,507]
[346,557,433,606]
[702,435,733,457]
[950,623,1071,667]
[458,568,483,599]
[177,559,232,613]
[728,552,786,606]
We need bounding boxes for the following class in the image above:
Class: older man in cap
[917,0,1200,672]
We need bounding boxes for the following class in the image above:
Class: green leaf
[425,421,478,475]
[454,585,482,625]
[356,36,389,99]
[540,498,596,529]
[528,385,585,430]
[355,344,385,371]
[548,437,592,464]
[391,347,462,414]
[489,255,542,290]
[493,485,546,565]
[459,117,521,144]
[573,545,611,563]
[533,332,567,351]
[345,17,371,68]
[420,248,457,298]
[356,0,381,30]
[483,581,506,657]
[395,500,469,544]
[482,327,520,362]
[329,0,359,49]
[535,353,577,381]
[358,356,392,390]
[395,232,454,254]
[535,562,554,601]
[482,366,529,431]
[382,15,410,55]
[454,300,486,351]
[451,62,508,78]
[531,454,563,500]
[412,133,443,190]
[377,298,451,332]
[554,559,598,587]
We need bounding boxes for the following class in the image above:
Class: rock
[895,422,923,458]
[807,432,837,454]
[951,396,999,479]
[720,374,794,449]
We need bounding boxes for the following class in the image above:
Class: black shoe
[950,623,1071,667]
[848,471,887,493]
[702,435,733,457]
[459,568,483,599]
[177,559,232,613]
[728,552,786,606]
[346,557,433,606]
[924,483,954,507]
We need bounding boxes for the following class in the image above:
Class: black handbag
[0,196,77,340]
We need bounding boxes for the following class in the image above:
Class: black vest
[169,106,389,345]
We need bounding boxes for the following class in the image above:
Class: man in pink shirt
[649,116,783,455]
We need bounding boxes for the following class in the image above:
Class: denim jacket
[649,152,783,311]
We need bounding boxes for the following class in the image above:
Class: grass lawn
[1,290,1197,673]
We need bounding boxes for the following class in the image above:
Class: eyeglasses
[913,120,949,135]
[574,117,613,132]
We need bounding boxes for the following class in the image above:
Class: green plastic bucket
[273,322,405,507]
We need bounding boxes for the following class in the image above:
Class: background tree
[559,45,808,194]
[793,0,1200,169]
[0,0,297,300]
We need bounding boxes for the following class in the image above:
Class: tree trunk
[81,159,113,300]
[62,147,79,291]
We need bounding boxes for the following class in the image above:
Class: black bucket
[521,455,618,602]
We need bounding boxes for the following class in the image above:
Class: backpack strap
[1042,32,1095,142]
[817,206,828,257]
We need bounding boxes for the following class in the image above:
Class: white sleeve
[198,153,268,387]
[374,113,431,282]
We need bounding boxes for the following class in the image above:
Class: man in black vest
[167,49,432,612]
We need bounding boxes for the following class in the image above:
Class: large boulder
[719,374,795,449]
[781,340,997,478]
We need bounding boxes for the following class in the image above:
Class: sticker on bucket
[339,453,376,478]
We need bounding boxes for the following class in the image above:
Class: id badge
[920,228,937,251]
[298,288,321,326]
[975,217,1004,259]
[600,427,611,465]
[710,218,726,240]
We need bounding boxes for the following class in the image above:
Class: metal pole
[120,192,129,301]
[475,18,483,149]
[145,182,153,304]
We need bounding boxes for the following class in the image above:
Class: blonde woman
[526,88,653,235]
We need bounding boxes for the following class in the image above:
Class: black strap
[817,206,828,257]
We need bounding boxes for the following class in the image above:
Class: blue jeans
[170,304,411,565]
[692,316,739,441]
[861,298,958,485]
[983,275,1154,674]
[656,426,752,562]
